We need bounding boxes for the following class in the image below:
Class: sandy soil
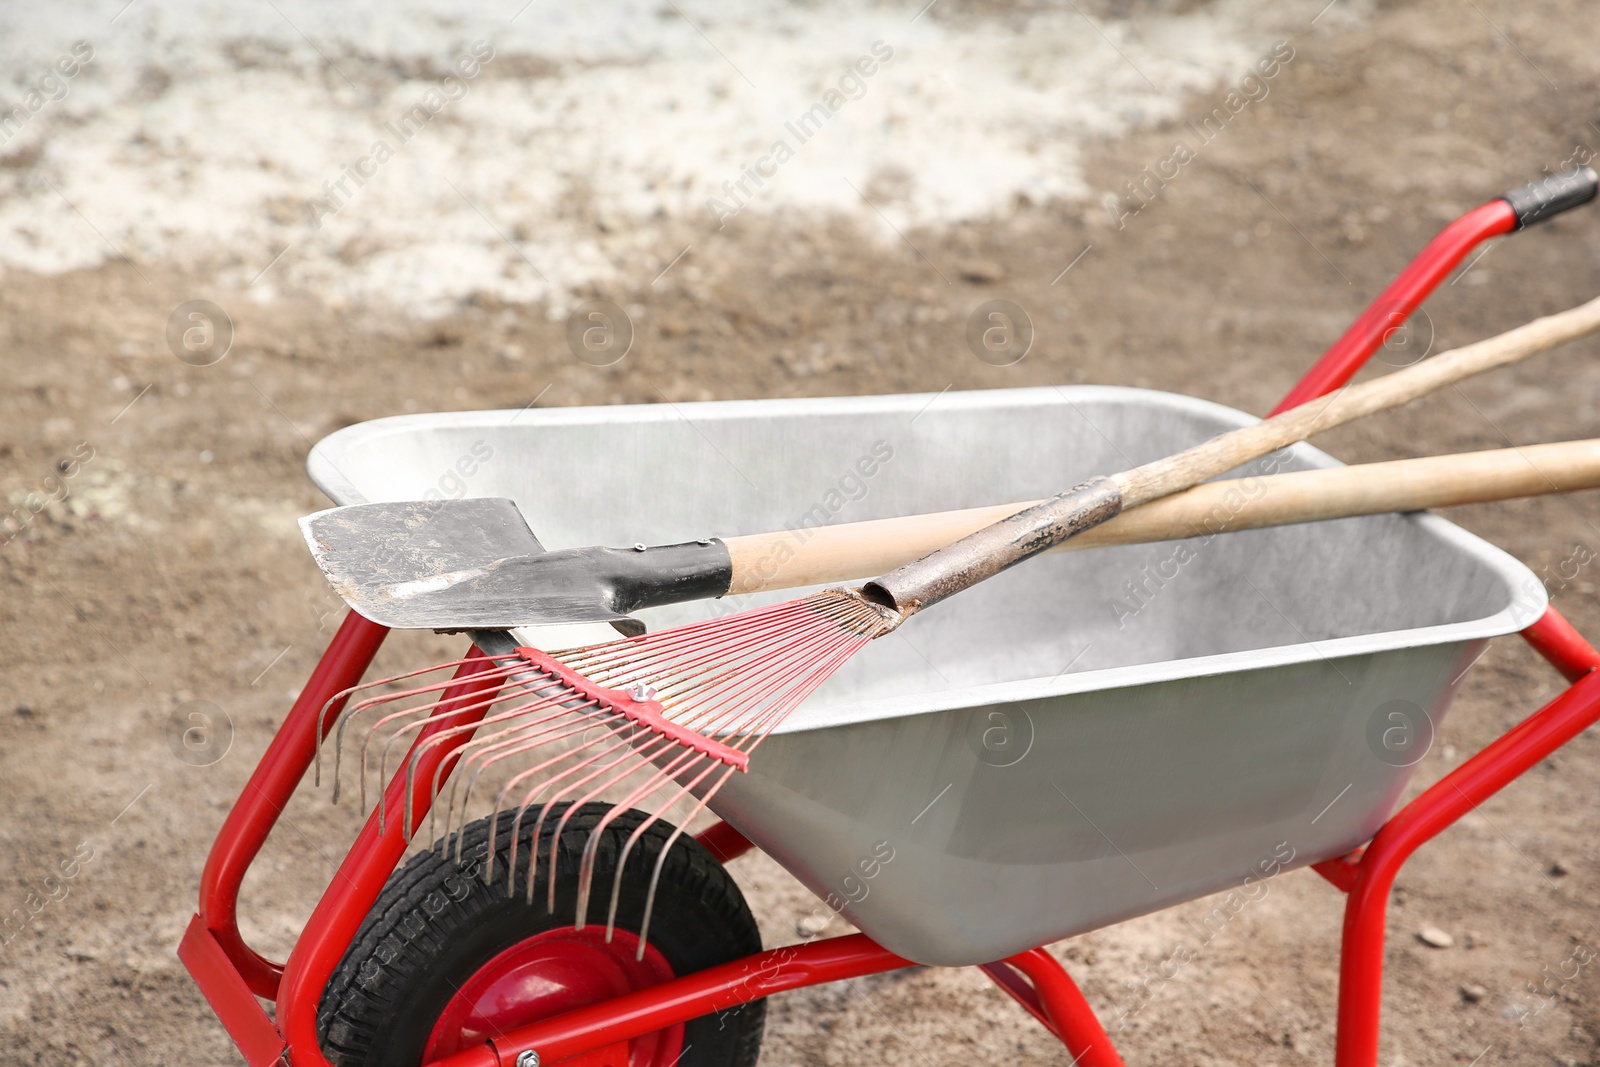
[3,1,1600,1064]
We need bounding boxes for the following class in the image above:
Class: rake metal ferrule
[861,476,1123,619]
[512,647,750,772]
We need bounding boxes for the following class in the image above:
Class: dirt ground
[3,0,1600,1064]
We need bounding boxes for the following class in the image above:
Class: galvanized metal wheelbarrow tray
[177,180,1600,1067]
[311,382,1536,969]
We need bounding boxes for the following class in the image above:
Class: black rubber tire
[316,802,765,1067]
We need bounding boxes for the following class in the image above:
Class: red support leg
[177,917,287,1066]
[983,950,1126,1066]
[195,610,389,998]
[693,819,755,862]
[1311,610,1597,896]
[277,649,507,1067]
[1522,606,1600,682]
[1333,617,1600,1066]
[980,960,1064,1041]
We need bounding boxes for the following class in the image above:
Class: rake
[315,295,1600,948]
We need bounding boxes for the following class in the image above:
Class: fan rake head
[317,588,895,950]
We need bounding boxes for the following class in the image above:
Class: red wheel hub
[423,927,683,1066]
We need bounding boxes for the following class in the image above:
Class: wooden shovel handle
[724,438,1600,594]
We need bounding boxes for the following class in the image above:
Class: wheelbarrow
[178,171,1600,1066]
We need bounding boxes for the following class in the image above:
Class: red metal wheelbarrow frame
[178,186,1600,1067]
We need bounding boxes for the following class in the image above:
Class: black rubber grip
[1501,166,1599,229]
[506,539,735,620]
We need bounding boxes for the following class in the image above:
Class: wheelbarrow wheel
[316,802,765,1067]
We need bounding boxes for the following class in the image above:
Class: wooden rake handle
[724,438,1600,593]
[854,293,1600,619]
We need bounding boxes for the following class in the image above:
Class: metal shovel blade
[298,498,645,633]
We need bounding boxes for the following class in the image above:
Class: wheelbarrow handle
[1504,165,1600,229]
[1272,166,1598,414]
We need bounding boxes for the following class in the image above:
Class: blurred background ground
[1,0,1599,1064]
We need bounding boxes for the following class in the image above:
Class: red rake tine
[524,730,696,909]
[555,599,828,680]
[493,719,650,888]
[328,658,523,804]
[562,600,852,708]
[478,646,751,896]
[582,754,726,936]
[314,653,501,788]
[369,691,496,828]
[404,682,592,843]
[422,688,553,848]
[561,605,824,682]
[531,716,752,901]
[365,683,512,832]
[649,621,874,889]
[374,654,569,833]
[433,695,606,853]
[624,764,740,955]
[440,700,611,860]
[569,609,874,935]
[396,687,531,842]
[572,746,721,929]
